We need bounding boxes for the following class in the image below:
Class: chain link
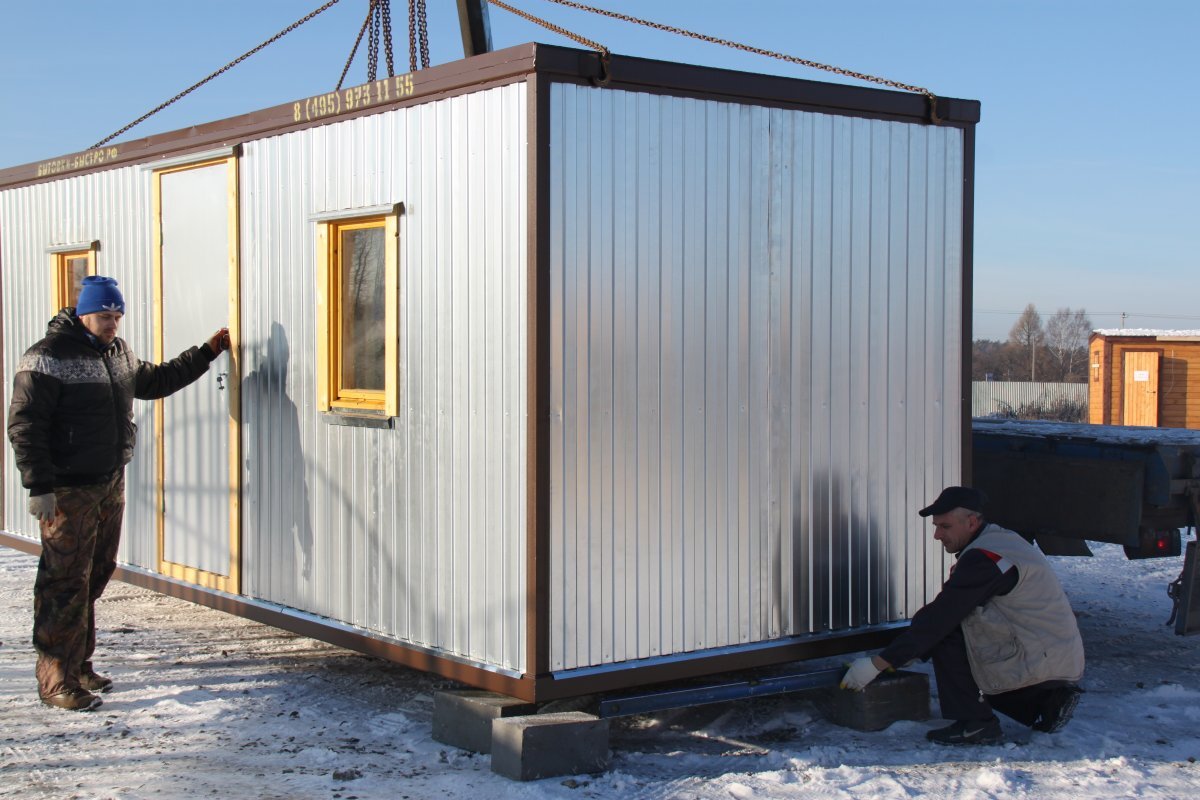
[537,0,938,118]
[417,0,430,69]
[381,0,395,76]
[408,0,417,72]
[368,0,381,81]
[337,2,375,90]
[92,0,346,149]
[487,0,609,58]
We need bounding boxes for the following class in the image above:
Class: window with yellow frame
[49,243,98,312]
[316,211,399,417]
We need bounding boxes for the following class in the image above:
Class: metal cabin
[0,44,980,702]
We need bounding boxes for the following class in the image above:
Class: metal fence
[972,381,1088,419]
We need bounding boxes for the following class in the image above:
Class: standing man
[8,275,230,711]
[840,486,1085,744]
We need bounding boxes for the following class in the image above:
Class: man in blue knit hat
[8,275,230,711]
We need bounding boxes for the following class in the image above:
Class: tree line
[973,304,1092,383]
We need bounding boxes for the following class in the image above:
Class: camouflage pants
[33,471,125,698]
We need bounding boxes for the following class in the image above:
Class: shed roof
[1093,329,1200,339]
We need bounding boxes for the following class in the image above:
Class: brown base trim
[2,529,904,704]
[529,626,904,701]
[0,529,535,699]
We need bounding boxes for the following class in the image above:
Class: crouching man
[841,486,1084,744]
[8,276,229,711]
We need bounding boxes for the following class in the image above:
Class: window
[316,210,399,416]
[49,243,98,311]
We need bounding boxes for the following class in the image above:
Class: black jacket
[7,309,217,494]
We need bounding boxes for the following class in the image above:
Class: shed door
[1122,351,1160,427]
[153,157,241,592]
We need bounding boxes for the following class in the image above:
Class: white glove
[840,656,883,691]
[28,493,58,523]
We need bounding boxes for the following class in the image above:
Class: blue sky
[1,0,1196,340]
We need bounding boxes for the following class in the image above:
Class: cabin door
[152,156,241,592]
[1121,351,1160,427]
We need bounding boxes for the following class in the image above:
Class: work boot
[925,716,1003,745]
[1032,684,1083,733]
[80,670,113,694]
[40,688,103,712]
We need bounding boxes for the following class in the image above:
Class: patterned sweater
[8,309,216,494]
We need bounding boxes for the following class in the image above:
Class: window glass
[339,225,386,392]
[64,255,89,307]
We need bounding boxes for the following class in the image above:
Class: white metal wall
[238,83,528,672]
[1,167,162,570]
[547,84,964,671]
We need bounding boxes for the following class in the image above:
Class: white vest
[960,524,1086,694]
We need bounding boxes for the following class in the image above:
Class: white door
[153,157,240,592]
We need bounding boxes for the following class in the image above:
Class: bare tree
[1009,304,1044,381]
[1044,308,1093,382]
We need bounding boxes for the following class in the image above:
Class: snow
[1093,329,1200,338]
[972,417,1200,447]
[3,541,1200,799]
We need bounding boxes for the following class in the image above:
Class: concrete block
[813,669,930,731]
[491,711,610,781]
[432,690,537,754]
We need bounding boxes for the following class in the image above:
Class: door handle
[217,373,227,391]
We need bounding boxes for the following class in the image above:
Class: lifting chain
[487,0,610,79]
[409,0,430,70]
[368,2,381,80]
[382,1,395,76]
[92,0,345,149]
[367,1,396,80]
[336,2,374,90]
[536,0,941,123]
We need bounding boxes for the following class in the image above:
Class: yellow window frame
[316,213,399,416]
[49,243,98,312]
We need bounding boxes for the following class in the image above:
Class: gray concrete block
[814,669,930,731]
[490,711,610,782]
[431,690,537,754]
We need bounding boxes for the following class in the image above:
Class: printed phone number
[294,74,416,123]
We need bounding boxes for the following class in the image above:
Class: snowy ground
[2,541,1199,799]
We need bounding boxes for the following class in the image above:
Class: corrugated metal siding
[1,168,161,569]
[972,381,1088,418]
[238,83,528,672]
[547,84,964,671]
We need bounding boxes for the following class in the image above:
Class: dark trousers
[33,472,125,697]
[931,625,1068,726]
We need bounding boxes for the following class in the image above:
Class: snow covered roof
[1092,329,1200,338]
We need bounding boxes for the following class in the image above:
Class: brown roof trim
[2,42,979,191]
[533,45,980,127]
[0,43,542,191]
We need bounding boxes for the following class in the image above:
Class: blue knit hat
[75,276,125,316]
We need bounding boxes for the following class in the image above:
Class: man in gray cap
[8,275,230,711]
[840,486,1085,744]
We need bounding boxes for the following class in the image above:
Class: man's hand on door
[206,327,231,355]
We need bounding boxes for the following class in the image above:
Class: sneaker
[925,717,1003,745]
[81,671,113,694]
[1032,684,1082,733]
[40,688,103,712]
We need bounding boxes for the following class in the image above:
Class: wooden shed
[1,44,980,702]
[1089,330,1200,429]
